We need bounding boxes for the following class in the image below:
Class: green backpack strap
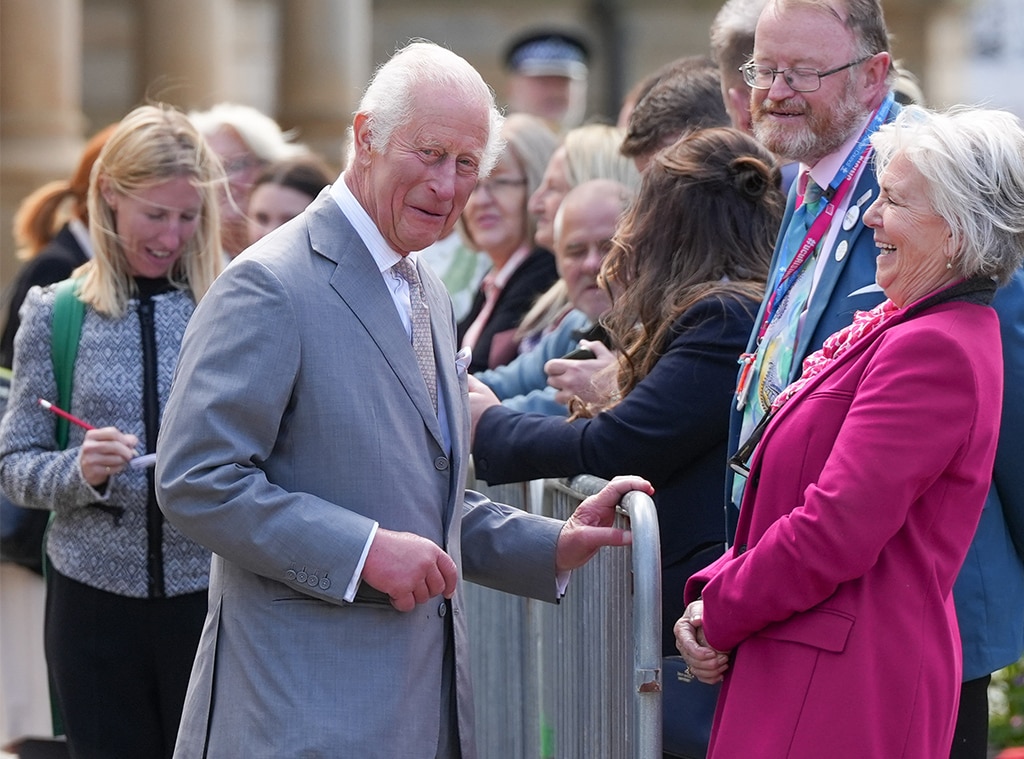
[45,276,85,739]
[50,277,86,450]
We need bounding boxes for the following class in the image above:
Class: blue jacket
[956,272,1024,679]
[473,308,591,416]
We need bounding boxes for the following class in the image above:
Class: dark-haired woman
[246,154,335,245]
[469,126,785,656]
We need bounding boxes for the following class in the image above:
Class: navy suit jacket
[474,294,758,653]
[725,132,892,525]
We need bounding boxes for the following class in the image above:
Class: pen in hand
[38,398,95,430]
[37,398,157,469]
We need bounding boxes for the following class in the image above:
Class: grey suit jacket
[156,189,565,758]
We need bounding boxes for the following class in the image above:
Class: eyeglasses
[740,56,870,93]
[475,176,527,195]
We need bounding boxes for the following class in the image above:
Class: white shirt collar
[805,111,874,192]
[329,173,420,272]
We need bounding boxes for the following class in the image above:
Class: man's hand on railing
[555,475,653,572]
[675,599,730,684]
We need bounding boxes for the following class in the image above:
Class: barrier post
[465,475,662,759]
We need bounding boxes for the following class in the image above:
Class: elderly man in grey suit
[156,41,649,759]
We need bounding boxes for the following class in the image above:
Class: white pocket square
[455,346,472,376]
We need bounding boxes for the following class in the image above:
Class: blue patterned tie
[393,258,438,414]
[787,175,825,255]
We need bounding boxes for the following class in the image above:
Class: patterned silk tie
[788,174,825,251]
[393,257,438,414]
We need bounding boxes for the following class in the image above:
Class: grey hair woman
[675,104,1024,758]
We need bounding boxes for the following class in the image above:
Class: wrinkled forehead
[404,85,491,159]
[559,198,624,243]
[755,0,858,62]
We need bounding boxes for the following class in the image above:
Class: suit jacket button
[438,601,447,617]
[319,577,331,591]
[286,569,297,581]
[307,575,319,587]
[434,456,449,471]
[296,570,307,583]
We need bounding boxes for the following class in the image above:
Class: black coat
[457,246,558,373]
[1,224,89,367]
[473,294,758,653]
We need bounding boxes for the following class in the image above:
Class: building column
[277,0,373,170]
[136,0,233,111]
[0,0,85,276]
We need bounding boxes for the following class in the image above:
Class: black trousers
[949,674,992,759]
[45,569,206,759]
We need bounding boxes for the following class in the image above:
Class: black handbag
[662,655,720,759]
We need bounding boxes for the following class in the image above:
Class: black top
[457,246,559,374]
[1,224,89,367]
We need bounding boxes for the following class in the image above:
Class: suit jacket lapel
[796,171,879,363]
[420,263,469,537]
[421,265,463,456]
[307,195,444,446]
[797,102,900,364]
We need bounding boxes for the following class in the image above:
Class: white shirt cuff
[555,569,571,599]
[344,521,379,602]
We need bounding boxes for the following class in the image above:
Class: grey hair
[348,40,506,177]
[871,104,1024,285]
[503,114,560,241]
[563,124,641,192]
[552,178,634,249]
[710,0,768,91]
[189,102,307,162]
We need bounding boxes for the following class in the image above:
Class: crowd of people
[0,1,1023,758]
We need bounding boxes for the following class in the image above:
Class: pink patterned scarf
[771,299,902,412]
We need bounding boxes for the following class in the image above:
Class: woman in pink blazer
[675,105,1024,758]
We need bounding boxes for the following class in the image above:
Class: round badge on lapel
[835,240,849,262]
[842,205,860,231]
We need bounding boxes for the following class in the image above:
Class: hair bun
[730,155,771,202]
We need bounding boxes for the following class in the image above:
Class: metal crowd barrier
[464,474,663,759]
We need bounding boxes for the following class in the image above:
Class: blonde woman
[0,103,223,758]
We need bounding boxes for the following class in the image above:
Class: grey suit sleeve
[459,489,564,603]
[156,260,375,604]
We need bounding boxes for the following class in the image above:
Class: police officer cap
[504,30,589,80]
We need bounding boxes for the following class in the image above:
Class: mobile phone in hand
[561,346,596,360]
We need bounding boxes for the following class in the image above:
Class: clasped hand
[674,599,730,684]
